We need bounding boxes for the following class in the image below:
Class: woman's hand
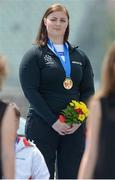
[52,119,71,135]
[65,123,81,134]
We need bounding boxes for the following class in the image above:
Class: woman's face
[44,11,68,39]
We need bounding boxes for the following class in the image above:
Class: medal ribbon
[48,39,71,78]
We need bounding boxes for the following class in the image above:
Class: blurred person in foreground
[0,55,17,179]
[15,115,50,179]
[78,42,115,179]
[19,3,94,179]
[0,55,49,179]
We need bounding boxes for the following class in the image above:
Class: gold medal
[63,78,73,90]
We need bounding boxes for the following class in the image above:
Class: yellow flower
[79,102,88,117]
[69,102,74,106]
[78,114,85,121]
[71,100,80,108]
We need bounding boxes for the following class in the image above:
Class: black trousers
[25,116,85,179]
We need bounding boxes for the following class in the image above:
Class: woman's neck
[48,36,64,44]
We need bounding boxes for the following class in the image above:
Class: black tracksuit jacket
[19,43,95,126]
[19,43,95,178]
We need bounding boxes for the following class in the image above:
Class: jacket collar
[67,41,79,52]
[40,42,79,56]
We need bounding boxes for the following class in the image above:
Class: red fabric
[23,137,30,146]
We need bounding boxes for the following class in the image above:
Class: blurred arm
[19,47,57,126]
[78,98,101,179]
[1,104,17,179]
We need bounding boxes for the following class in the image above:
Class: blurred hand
[52,119,71,135]
[66,123,81,134]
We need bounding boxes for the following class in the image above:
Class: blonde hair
[0,55,8,88]
[95,42,115,99]
[101,42,115,95]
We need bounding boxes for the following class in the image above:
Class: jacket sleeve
[79,51,95,103]
[32,147,50,179]
[19,46,57,126]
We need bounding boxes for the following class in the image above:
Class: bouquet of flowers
[59,100,88,125]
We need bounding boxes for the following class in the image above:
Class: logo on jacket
[72,61,82,65]
[44,55,54,65]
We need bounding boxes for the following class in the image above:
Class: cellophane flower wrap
[59,100,88,125]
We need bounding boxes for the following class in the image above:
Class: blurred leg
[57,124,85,179]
